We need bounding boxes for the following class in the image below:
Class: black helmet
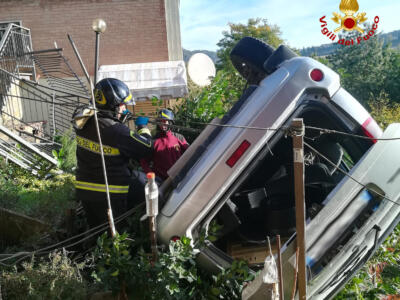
[158,109,174,123]
[94,78,135,112]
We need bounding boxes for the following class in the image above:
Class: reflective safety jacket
[141,130,188,180]
[73,108,153,193]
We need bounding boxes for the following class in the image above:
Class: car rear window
[197,99,373,268]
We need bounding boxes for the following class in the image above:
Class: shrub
[1,251,90,300]
[0,170,76,226]
[335,224,400,299]
[369,93,400,130]
[91,232,135,298]
[0,155,33,179]
[92,227,254,299]
[52,128,77,173]
[174,70,245,143]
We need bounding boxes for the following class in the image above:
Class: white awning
[98,60,188,101]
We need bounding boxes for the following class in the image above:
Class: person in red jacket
[140,109,188,180]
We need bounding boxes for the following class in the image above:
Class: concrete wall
[1,78,23,126]
[164,0,183,61]
[0,0,170,77]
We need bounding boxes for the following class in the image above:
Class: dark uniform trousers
[77,189,127,228]
[73,110,152,228]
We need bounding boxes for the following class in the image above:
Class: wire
[148,120,202,133]
[144,116,287,134]
[141,116,400,142]
[303,141,400,207]
[0,203,144,265]
[305,126,400,141]
[136,115,400,206]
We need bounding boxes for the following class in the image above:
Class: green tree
[216,18,284,72]
[328,33,400,105]
[174,18,285,142]
[174,70,245,143]
[369,92,400,129]
[385,49,400,102]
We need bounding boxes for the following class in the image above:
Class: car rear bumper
[281,123,400,299]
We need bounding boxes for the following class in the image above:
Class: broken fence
[0,24,90,174]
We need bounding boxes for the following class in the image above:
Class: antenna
[187,53,216,87]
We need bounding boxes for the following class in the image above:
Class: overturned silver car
[157,37,400,299]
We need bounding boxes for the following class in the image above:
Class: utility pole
[68,34,116,237]
[291,118,307,300]
[92,19,107,84]
[276,235,284,300]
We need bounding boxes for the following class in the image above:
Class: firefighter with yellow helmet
[72,78,153,228]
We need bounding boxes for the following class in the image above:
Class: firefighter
[140,109,188,181]
[72,78,153,228]
[135,116,151,137]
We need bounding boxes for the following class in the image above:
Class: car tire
[230,37,275,84]
[263,45,298,74]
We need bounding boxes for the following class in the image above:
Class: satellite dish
[187,53,216,87]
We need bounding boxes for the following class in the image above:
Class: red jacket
[141,130,188,179]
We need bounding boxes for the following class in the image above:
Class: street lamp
[92,18,107,84]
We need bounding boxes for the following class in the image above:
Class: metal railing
[0,68,86,150]
[0,23,36,79]
[0,24,90,174]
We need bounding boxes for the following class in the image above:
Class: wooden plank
[292,118,307,300]
[227,238,288,266]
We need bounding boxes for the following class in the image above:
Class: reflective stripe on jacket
[76,136,120,156]
[74,180,129,193]
[73,109,153,186]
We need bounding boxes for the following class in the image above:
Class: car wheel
[230,37,275,84]
[263,45,298,74]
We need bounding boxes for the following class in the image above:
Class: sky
[180,0,400,51]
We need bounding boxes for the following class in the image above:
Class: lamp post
[92,18,107,85]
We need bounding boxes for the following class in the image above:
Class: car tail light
[361,117,382,143]
[310,69,324,82]
[226,140,251,168]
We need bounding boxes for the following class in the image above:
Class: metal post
[291,118,307,300]
[28,28,37,83]
[276,235,284,300]
[149,216,158,262]
[291,248,300,300]
[94,32,100,85]
[68,34,116,237]
[11,30,18,75]
[51,92,56,139]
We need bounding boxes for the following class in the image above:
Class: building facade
[0,0,186,115]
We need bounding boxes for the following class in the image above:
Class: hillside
[183,48,218,64]
[300,30,400,56]
[183,30,400,62]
